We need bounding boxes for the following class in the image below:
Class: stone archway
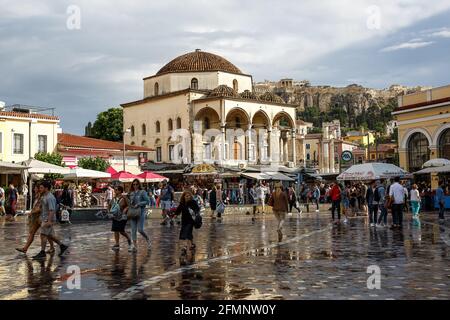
[252,110,271,163]
[273,112,296,163]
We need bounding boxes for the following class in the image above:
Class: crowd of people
[4,174,448,262]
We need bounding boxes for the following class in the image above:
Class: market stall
[414,163,450,209]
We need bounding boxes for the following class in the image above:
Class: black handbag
[189,207,203,229]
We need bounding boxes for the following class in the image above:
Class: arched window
[142,124,146,135]
[191,78,198,90]
[233,79,238,92]
[141,140,147,147]
[168,119,173,131]
[130,141,135,145]
[408,132,430,172]
[204,117,210,130]
[438,128,450,160]
[130,125,135,137]
[235,116,241,128]
[176,117,182,129]
[155,121,160,133]
[154,82,159,96]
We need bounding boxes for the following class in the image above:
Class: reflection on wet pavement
[0,212,448,300]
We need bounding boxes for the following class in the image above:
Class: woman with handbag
[109,186,132,252]
[175,190,200,256]
[128,179,151,252]
[269,181,289,242]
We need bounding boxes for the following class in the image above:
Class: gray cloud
[0,0,449,133]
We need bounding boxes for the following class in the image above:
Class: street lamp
[123,128,131,171]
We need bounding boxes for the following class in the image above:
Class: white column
[221,123,226,161]
[292,129,296,165]
[247,123,252,162]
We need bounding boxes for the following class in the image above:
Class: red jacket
[330,185,341,201]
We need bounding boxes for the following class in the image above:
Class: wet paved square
[0,211,449,300]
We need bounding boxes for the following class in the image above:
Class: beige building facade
[122,50,297,168]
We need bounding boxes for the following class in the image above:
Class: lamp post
[123,128,131,172]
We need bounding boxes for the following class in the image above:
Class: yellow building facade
[343,130,375,146]
[393,84,450,188]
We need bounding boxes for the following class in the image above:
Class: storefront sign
[191,164,216,173]
[341,151,353,162]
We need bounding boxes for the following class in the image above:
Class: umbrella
[337,163,409,181]
[137,171,168,183]
[106,166,117,175]
[414,164,450,175]
[422,158,450,168]
[110,171,141,183]
[63,168,111,180]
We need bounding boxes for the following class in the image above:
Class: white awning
[63,168,111,179]
[414,165,450,174]
[0,161,29,174]
[241,171,294,181]
[22,159,70,175]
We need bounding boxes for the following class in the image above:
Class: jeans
[377,204,388,224]
[438,202,445,219]
[331,200,341,220]
[411,201,420,216]
[368,204,378,224]
[313,198,319,211]
[392,203,403,226]
[130,207,149,242]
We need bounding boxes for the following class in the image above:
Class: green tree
[90,107,123,142]
[77,157,110,172]
[34,152,65,180]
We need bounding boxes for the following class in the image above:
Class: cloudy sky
[1,0,449,134]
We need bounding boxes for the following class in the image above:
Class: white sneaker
[375,223,382,228]
[343,218,348,224]
[315,209,319,213]
[147,240,152,250]
[128,244,136,252]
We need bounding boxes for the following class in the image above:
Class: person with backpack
[175,190,200,257]
[312,184,321,212]
[375,180,387,228]
[160,180,175,225]
[109,186,132,252]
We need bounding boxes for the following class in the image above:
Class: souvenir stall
[183,164,219,190]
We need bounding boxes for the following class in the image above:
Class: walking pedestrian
[329,182,341,224]
[105,185,114,207]
[436,181,446,223]
[389,176,406,229]
[160,180,174,225]
[341,183,350,223]
[256,182,267,214]
[410,184,421,225]
[16,182,55,254]
[0,185,5,216]
[269,181,289,242]
[128,179,151,251]
[109,186,132,251]
[175,190,200,256]
[367,181,376,227]
[6,183,18,221]
[288,186,301,214]
[375,180,388,228]
[209,186,217,218]
[32,180,68,259]
[312,184,320,212]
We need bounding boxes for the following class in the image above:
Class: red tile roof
[58,133,153,152]
[0,111,59,121]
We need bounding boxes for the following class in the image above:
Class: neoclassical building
[393,84,450,187]
[121,50,297,168]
